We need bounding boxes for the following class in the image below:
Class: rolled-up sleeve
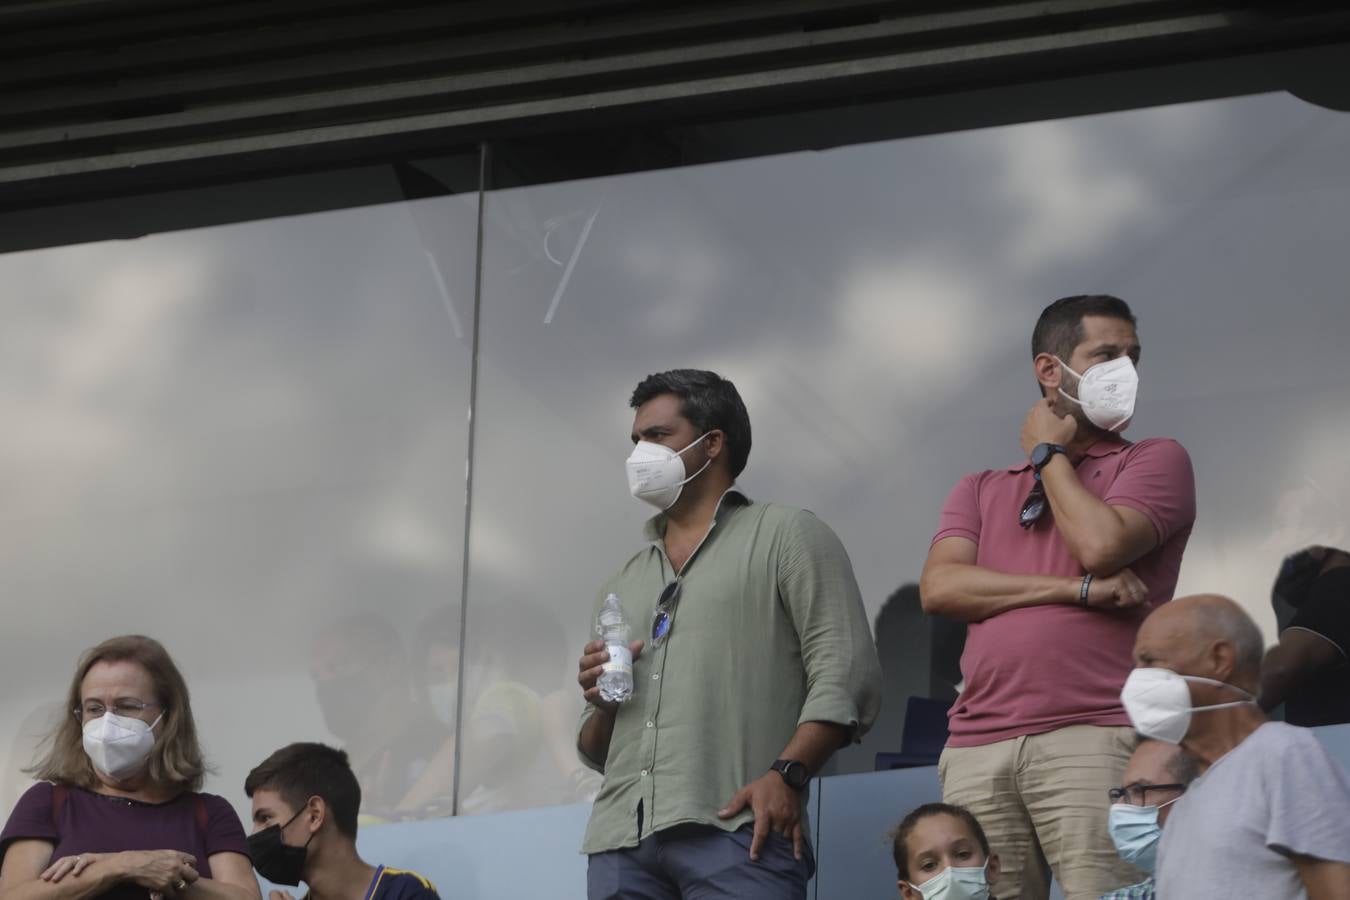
[575,703,606,773]
[778,510,883,742]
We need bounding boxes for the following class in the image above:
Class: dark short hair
[1166,746,1202,785]
[1133,736,1202,786]
[630,369,752,478]
[1031,294,1137,364]
[891,802,991,881]
[245,742,361,838]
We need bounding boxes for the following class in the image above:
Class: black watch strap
[1031,442,1067,472]
[770,759,809,790]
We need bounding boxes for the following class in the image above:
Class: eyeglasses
[1019,475,1047,529]
[1107,783,1186,805]
[75,700,160,721]
[650,580,682,646]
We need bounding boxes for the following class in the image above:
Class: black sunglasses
[1019,475,1047,529]
[1108,783,1187,805]
[651,580,682,645]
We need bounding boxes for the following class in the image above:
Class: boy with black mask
[244,743,438,900]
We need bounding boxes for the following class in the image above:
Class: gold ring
[175,881,187,891]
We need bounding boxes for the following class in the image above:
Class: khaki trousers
[938,725,1143,900]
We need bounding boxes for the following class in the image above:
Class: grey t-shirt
[1157,722,1350,898]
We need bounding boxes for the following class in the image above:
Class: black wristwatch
[1029,442,1067,472]
[770,759,810,790]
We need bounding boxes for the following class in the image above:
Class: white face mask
[1120,667,1256,744]
[1056,355,1138,432]
[82,711,162,778]
[908,861,991,900]
[427,682,456,727]
[625,433,712,511]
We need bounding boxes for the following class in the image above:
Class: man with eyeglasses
[575,369,882,900]
[1098,739,1199,900]
[920,295,1196,900]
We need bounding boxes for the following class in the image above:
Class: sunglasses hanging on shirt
[1019,474,1048,528]
[650,580,682,646]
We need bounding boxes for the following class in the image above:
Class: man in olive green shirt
[576,369,882,900]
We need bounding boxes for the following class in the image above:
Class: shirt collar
[642,485,751,543]
[361,866,386,900]
[1007,435,1132,473]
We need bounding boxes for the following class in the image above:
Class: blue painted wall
[356,724,1350,900]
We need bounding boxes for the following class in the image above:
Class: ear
[704,429,725,461]
[1204,639,1236,682]
[1033,353,1063,396]
[305,796,326,834]
[1206,639,1237,683]
[986,852,1001,885]
[898,880,918,900]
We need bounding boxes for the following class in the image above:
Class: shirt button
[646,721,654,728]
[640,769,649,777]
[652,673,660,680]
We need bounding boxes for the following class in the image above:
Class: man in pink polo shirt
[920,295,1196,900]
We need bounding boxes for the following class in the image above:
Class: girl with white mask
[893,803,1002,900]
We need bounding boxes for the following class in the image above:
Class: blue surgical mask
[909,861,990,900]
[1107,797,1181,873]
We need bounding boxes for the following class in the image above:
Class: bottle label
[602,644,632,676]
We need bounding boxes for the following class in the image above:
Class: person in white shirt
[1123,594,1350,899]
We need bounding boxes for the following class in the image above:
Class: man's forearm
[578,708,617,770]
[183,879,255,900]
[1258,645,1296,711]
[920,563,1079,622]
[1039,455,1137,574]
[1258,633,1339,712]
[1294,856,1350,899]
[779,721,850,775]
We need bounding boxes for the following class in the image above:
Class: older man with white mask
[1124,594,1350,899]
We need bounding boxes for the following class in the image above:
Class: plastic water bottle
[596,593,633,704]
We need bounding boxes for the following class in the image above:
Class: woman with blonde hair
[0,636,259,900]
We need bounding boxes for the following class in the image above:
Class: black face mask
[247,807,313,886]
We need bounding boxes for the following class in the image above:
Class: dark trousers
[587,823,813,900]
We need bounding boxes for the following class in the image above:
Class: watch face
[1032,443,1061,469]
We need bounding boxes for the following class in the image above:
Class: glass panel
[466,89,1350,804]
[0,170,479,825]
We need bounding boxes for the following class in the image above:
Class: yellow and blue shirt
[363,866,439,900]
